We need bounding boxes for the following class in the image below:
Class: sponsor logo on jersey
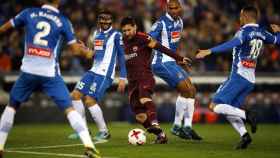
[241,60,256,68]
[27,45,52,58]
[94,39,104,50]
[171,31,180,43]
[125,53,138,60]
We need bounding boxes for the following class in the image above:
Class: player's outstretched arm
[147,37,190,65]
[69,42,94,59]
[196,49,212,59]
[270,24,280,45]
[196,37,242,59]
[0,21,13,34]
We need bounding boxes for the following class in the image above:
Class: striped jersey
[10,5,76,77]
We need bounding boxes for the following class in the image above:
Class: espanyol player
[149,0,202,140]
[0,0,100,157]
[196,6,280,149]
[69,9,127,141]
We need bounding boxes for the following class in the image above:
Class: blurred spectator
[0,0,279,74]
[0,50,11,73]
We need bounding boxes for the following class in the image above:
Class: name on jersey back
[30,12,62,27]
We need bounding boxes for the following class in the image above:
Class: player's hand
[271,24,280,33]
[177,57,192,65]
[177,57,192,72]
[196,49,212,59]
[85,49,95,59]
[117,79,126,93]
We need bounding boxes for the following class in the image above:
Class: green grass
[4,123,280,158]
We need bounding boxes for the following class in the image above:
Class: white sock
[0,106,16,151]
[72,100,87,124]
[88,104,108,132]
[213,104,246,119]
[67,110,95,149]
[183,98,195,127]
[226,115,247,137]
[173,96,187,126]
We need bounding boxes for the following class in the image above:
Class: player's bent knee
[71,90,83,100]
[64,107,75,115]
[209,102,216,111]
[177,79,196,98]
[139,98,152,104]
[135,113,147,123]
[84,96,97,107]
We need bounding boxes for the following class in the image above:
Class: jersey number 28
[33,21,51,46]
[249,39,263,59]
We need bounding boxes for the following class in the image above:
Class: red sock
[143,101,158,125]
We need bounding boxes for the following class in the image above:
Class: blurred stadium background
[0,0,280,124]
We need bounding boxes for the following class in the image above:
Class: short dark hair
[46,0,59,4]
[120,16,136,27]
[98,9,113,17]
[242,6,258,20]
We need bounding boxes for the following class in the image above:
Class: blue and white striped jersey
[89,27,127,79]
[10,5,76,77]
[211,23,280,83]
[149,13,183,64]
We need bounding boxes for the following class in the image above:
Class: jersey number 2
[33,21,51,46]
[249,39,263,59]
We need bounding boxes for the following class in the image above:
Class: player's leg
[210,77,247,119]
[211,75,256,125]
[0,73,37,156]
[84,74,113,141]
[42,75,100,158]
[68,72,94,139]
[230,84,255,150]
[152,62,201,140]
[232,83,256,134]
[84,96,110,141]
[226,115,252,149]
[129,90,151,128]
[210,75,255,149]
[152,62,186,134]
[138,79,168,144]
[68,89,86,139]
[176,77,202,140]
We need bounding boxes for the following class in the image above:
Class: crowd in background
[0,0,280,74]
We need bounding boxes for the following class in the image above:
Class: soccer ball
[128,128,146,145]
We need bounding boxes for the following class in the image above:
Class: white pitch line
[6,150,119,158]
[7,140,108,150]
[7,143,83,150]
[5,150,85,158]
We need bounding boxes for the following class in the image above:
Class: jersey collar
[165,12,181,26]
[100,26,113,34]
[42,5,60,13]
[165,13,175,21]
[242,23,259,28]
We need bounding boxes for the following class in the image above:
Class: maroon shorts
[128,77,155,114]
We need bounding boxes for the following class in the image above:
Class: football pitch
[4,123,280,158]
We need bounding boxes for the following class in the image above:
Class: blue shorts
[75,71,113,102]
[9,72,71,110]
[213,73,254,107]
[152,61,189,88]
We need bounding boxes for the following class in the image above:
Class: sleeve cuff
[67,39,77,45]
[119,77,126,80]
[10,19,15,28]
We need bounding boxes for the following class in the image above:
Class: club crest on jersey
[132,46,138,52]
[94,39,104,50]
[171,31,180,43]
[27,45,51,58]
